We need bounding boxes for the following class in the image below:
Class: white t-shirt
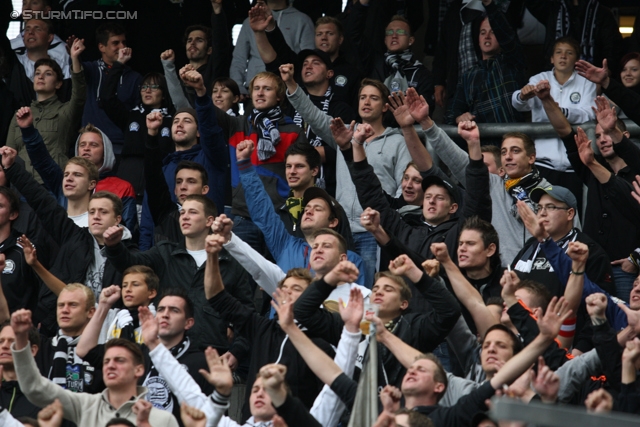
[69,211,88,228]
[187,249,207,268]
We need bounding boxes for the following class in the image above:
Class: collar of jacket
[170,240,231,261]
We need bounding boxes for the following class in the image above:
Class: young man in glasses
[345,3,434,109]
[511,185,612,297]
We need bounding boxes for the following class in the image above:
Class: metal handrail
[436,119,640,139]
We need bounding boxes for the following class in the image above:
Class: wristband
[570,270,585,275]
[351,137,365,146]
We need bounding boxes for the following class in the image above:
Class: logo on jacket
[335,75,347,87]
[130,122,140,132]
[145,376,173,411]
[2,259,15,274]
[570,92,581,104]
[161,127,170,137]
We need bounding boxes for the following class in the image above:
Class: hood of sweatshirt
[74,126,116,175]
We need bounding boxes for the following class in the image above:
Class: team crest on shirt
[2,260,15,274]
[161,127,170,137]
[335,75,347,87]
[145,376,173,411]
[130,122,140,132]
[570,92,581,104]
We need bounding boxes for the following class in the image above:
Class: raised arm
[490,297,572,389]
[431,242,498,337]
[389,89,433,172]
[575,127,612,185]
[249,3,277,65]
[20,235,66,296]
[75,285,121,358]
[161,49,192,109]
[212,215,285,296]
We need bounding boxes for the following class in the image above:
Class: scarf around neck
[108,303,156,344]
[504,168,542,219]
[251,107,284,161]
[384,49,421,92]
[51,333,83,391]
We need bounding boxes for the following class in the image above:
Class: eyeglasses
[140,84,160,91]
[385,29,408,36]
[535,204,571,214]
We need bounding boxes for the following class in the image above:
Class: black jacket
[561,130,640,262]
[0,229,41,318]
[347,152,491,262]
[345,2,434,112]
[209,289,334,421]
[511,230,615,297]
[5,162,137,337]
[294,275,460,389]
[0,379,40,420]
[105,240,253,352]
[100,61,175,202]
[263,24,363,108]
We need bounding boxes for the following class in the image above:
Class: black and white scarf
[108,304,156,344]
[143,336,191,411]
[251,107,284,161]
[384,50,421,92]
[515,228,578,273]
[50,334,83,391]
[504,168,542,219]
[556,0,599,64]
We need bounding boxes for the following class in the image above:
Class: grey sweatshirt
[423,123,552,266]
[287,86,412,233]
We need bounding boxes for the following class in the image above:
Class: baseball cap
[298,48,333,70]
[302,187,344,220]
[421,175,459,204]
[529,185,577,211]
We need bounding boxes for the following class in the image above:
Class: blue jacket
[138,94,229,250]
[238,161,366,285]
[543,238,628,330]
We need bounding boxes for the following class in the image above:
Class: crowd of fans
[1,0,640,426]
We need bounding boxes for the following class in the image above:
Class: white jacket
[148,325,362,427]
[511,70,596,172]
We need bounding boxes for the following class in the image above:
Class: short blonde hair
[61,283,96,311]
[249,72,286,106]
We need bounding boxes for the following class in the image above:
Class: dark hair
[0,320,40,348]
[517,280,552,313]
[90,191,123,218]
[105,419,136,427]
[374,271,412,304]
[33,57,63,82]
[616,118,628,133]
[141,72,169,101]
[175,161,209,185]
[212,77,241,114]
[482,324,523,354]
[460,216,501,270]
[123,265,159,292]
[310,228,347,255]
[387,15,412,36]
[183,194,217,218]
[315,16,344,37]
[359,78,390,100]
[620,52,640,72]
[413,353,447,401]
[104,338,144,366]
[25,18,54,35]
[394,409,434,427]
[502,132,535,156]
[486,296,504,307]
[481,145,502,168]
[551,36,580,58]
[0,186,20,216]
[285,141,322,171]
[96,23,125,46]
[159,287,195,319]
[183,25,212,50]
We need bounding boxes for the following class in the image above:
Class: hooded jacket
[20,125,138,233]
[0,229,41,319]
[230,6,314,94]
[6,70,85,184]
[81,59,142,153]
